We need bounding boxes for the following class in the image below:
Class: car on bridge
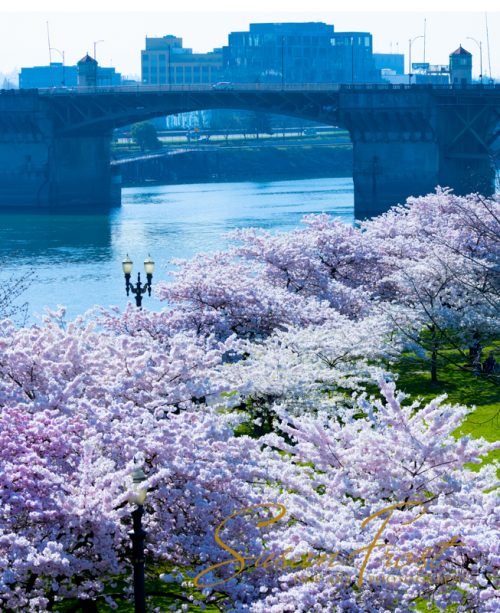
[212,82,234,91]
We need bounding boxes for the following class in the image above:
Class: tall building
[449,45,472,85]
[141,36,222,85]
[222,22,379,84]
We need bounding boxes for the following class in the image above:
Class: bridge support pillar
[0,92,120,208]
[437,104,497,198]
[352,140,440,219]
[49,135,121,207]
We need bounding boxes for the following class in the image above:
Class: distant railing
[3,82,499,96]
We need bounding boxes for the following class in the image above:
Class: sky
[1,1,499,80]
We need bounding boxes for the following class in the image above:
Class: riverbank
[114,143,353,186]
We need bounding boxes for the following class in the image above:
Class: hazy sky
[1,2,499,79]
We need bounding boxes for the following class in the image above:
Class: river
[0,177,354,323]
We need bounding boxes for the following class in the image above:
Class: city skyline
[1,10,499,80]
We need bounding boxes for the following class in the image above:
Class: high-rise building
[141,36,222,85]
[222,22,379,84]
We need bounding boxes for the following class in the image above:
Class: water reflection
[0,210,113,263]
[0,177,354,322]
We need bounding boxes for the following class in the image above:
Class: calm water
[0,177,354,323]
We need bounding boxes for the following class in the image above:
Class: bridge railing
[37,83,342,94]
[9,82,500,96]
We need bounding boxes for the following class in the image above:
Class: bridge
[1,83,499,218]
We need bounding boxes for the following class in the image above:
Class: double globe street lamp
[122,255,155,308]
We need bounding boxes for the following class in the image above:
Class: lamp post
[50,47,65,85]
[129,467,147,613]
[466,37,483,84]
[122,255,155,308]
[408,35,424,85]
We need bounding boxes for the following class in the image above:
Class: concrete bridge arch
[1,84,499,217]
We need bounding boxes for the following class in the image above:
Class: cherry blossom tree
[1,303,498,611]
[1,188,499,612]
[219,310,399,434]
[0,259,35,325]
[363,189,500,382]
[193,380,499,612]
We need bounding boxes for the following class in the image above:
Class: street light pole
[466,37,483,84]
[50,47,65,85]
[122,255,155,308]
[129,467,147,613]
[408,35,424,85]
[281,35,285,89]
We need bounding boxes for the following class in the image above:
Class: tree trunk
[78,600,98,613]
[431,345,438,383]
[468,332,482,373]
[430,325,438,383]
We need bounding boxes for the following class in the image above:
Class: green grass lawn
[391,345,500,467]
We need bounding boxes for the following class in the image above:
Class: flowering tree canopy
[1,190,499,611]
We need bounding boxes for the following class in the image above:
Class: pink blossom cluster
[0,190,499,611]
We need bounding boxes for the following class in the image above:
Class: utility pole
[93,40,104,62]
[281,35,285,89]
[423,18,427,64]
[351,36,354,84]
[46,21,52,64]
[168,44,171,88]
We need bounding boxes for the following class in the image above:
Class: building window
[193,66,201,82]
[176,66,183,83]
[159,54,166,64]
[185,66,192,82]
[143,54,149,62]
